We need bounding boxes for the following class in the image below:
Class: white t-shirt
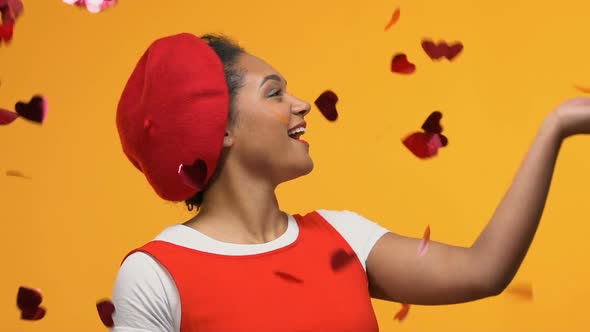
[111,209,389,332]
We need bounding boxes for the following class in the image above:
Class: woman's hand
[550,97,590,139]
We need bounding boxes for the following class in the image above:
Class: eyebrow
[259,74,287,88]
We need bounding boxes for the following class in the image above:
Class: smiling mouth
[287,126,306,140]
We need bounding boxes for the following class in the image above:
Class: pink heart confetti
[63,0,117,14]
[17,286,46,321]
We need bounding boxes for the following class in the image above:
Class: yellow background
[1,0,589,331]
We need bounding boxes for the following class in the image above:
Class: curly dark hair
[185,34,245,212]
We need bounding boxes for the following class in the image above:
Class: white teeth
[288,127,306,136]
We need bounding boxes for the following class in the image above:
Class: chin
[283,158,314,182]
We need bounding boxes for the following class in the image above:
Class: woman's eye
[268,89,282,97]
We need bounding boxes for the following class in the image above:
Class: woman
[112,32,590,332]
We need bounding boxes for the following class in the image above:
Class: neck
[188,166,287,244]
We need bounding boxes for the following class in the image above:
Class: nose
[290,95,311,117]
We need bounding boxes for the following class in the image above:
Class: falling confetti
[417,225,430,256]
[63,0,117,14]
[574,85,590,94]
[17,287,46,320]
[274,271,304,284]
[402,111,448,159]
[390,53,416,74]
[505,283,534,300]
[96,299,115,327]
[394,303,410,322]
[421,39,463,61]
[384,7,400,31]
[0,0,23,43]
[314,90,339,121]
[15,95,47,124]
[0,22,12,43]
[0,107,18,124]
[6,169,30,179]
[178,159,207,191]
[271,109,289,125]
[330,249,357,271]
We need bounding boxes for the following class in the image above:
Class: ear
[223,131,234,147]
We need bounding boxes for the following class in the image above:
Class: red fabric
[124,211,380,332]
[116,33,229,201]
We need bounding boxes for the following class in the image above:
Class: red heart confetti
[314,90,339,121]
[390,53,416,74]
[384,7,400,31]
[575,85,590,94]
[274,271,304,284]
[417,225,431,256]
[63,0,117,14]
[394,303,410,322]
[17,286,46,320]
[505,283,534,301]
[0,0,23,24]
[178,159,208,191]
[421,39,464,61]
[402,111,448,159]
[0,107,18,124]
[0,22,13,43]
[330,249,357,272]
[96,299,115,327]
[15,95,47,124]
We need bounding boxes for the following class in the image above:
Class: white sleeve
[111,252,180,332]
[317,209,390,271]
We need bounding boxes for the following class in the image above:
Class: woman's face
[225,53,313,185]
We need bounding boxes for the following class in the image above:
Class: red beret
[116,33,229,201]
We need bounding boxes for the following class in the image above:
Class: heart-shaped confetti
[421,39,464,61]
[17,287,46,320]
[394,303,410,322]
[417,225,431,256]
[314,90,339,121]
[274,271,304,284]
[0,22,13,43]
[63,0,117,14]
[330,249,357,271]
[384,7,400,31]
[15,95,47,124]
[178,159,208,191]
[0,107,18,124]
[96,299,115,327]
[402,111,448,159]
[575,85,590,94]
[391,53,416,74]
[0,0,23,24]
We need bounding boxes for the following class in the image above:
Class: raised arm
[366,97,590,305]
